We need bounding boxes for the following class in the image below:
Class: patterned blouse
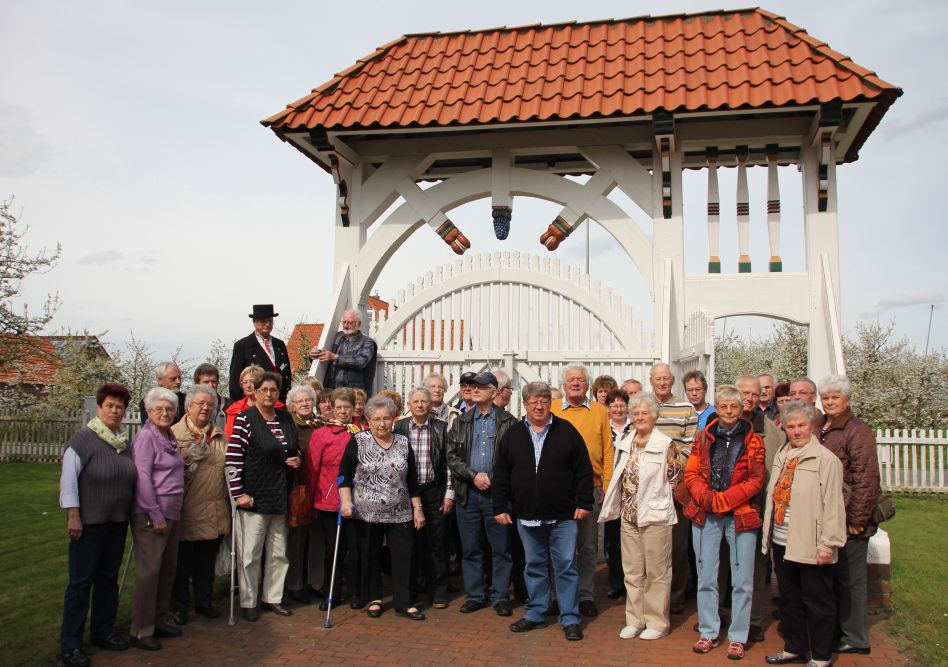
[340,430,419,524]
[619,442,682,526]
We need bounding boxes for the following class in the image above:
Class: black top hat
[470,372,499,388]
[249,304,279,319]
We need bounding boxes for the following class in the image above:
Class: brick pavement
[93,568,906,666]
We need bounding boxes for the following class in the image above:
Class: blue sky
[2,0,945,362]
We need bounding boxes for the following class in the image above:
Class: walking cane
[324,476,345,629]
[117,531,134,601]
[226,466,239,626]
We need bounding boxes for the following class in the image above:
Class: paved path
[95,570,906,666]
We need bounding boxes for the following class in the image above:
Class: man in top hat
[229,304,293,403]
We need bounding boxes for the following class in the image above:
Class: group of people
[57,304,881,667]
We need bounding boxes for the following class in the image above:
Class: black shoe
[459,599,488,613]
[772,608,781,619]
[544,601,560,617]
[350,598,366,610]
[366,601,383,618]
[563,624,584,641]
[395,607,426,621]
[59,648,91,666]
[261,602,293,616]
[578,600,598,617]
[670,602,685,614]
[170,610,187,626]
[153,624,182,639]
[289,590,311,605]
[510,617,548,633]
[748,625,765,643]
[765,652,808,665]
[242,607,260,622]
[319,597,346,611]
[129,635,162,651]
[494,600,513,617]
[834,643,871,655]
[91,631,129,651]
[195,604,220,619]
[309,587,326,599]
[607,589,625,600]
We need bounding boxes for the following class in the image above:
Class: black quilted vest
[241,407,298,515]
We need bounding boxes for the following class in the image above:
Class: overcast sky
[2,0,946,366]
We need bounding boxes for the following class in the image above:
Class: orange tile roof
[0,335,108,386]
[287,324,325,374]
[263,8,900,160]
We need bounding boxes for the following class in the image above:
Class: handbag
[214,538,231,576]
[873,494,896,524]
[287,481,313,528]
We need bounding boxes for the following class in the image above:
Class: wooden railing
[0,410,144,462]
[876,429,947,494]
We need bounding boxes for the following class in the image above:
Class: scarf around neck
[87,416,128,453]
[182,415,213,474]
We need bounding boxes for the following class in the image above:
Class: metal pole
[324,476,346,629]
[924,303,935,357]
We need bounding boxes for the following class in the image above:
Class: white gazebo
[263,8,900,408]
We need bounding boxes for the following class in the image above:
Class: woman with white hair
[169,385,229,625]
[339,395,426,620]
[599,392,682,641]
[818,374,880,656]
[128,387,186,651]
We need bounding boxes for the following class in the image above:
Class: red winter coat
[305,425,356,512]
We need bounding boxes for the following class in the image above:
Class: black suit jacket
[393,416,450,498]
[229,333,293,403]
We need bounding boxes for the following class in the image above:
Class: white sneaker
[639,628,666,641]
[619,626,642,639]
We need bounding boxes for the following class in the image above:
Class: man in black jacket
[446,372,517,617]
[493,381,593,642]
[229,305,293,403]
[394,386,453,608]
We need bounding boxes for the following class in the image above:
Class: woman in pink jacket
[306,388,362,610]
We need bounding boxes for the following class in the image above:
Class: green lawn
[884,494,948,667]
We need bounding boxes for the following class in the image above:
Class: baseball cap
[470,372,499,388]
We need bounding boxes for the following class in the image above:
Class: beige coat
[172,419,230,542]
[762,435,846,565]
[599,428,678,527]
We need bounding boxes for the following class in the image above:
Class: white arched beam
[683,273,810,325]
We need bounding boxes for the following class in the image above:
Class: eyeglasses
[256,387,279,394]
[341,320,360,325]
[149,406,176,414]
[526,399,551,408]
[368,417,394,424]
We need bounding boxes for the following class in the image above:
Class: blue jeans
[693,514,755,643]
[60,521,128,650]
[518,520,579,627]
[456,490,511,604]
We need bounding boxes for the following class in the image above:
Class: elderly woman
[773,383,791,425]
[818,375,880,656]
[284,383,327,605]
[339,395,425,620]
[169,385,230,625]
[603,388,632,600]
[226,372,301,622]
[225,364,264,439]
[308,387,363,609]
[425,373,460,428]
[763,401,846,667]
[128,387,186,651]
[592,374,619,405]
[683,385,765,660]
[352,388,367,428]
[58,384,137,667]
[317,388,334,418]
[599,392,681,640]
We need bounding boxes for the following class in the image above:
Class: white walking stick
[324,476,345,629]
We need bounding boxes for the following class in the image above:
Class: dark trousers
[361,520,414,608]
[318,510,358,599]
[671,504,692,605]
[773,544,836,661]
[509,520,527,600]
[835,538,870,649]
[411,485,448,601]
[171,537,220,613]
[603,518,623,593]
[60,521,128,650]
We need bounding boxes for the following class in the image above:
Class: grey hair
[155,361,181,381]
[819,374,853,399]
[286,384,318,407]
[364,395,397,420]
[560,363,588,384]
[185,384,218,411]
[627,392,660,419]
[649,362,673,379]
[408,386,432,402]
[144,386,179,412]
[423,372,447,389]
[492,369,511,390]
[790,377,817,393]
[781,400,818,425]
[522,381,552,403]
[714,384,743,406]
[756,372,777,384]
[736,374,761,389]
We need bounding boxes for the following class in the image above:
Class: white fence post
[875,428,947,494]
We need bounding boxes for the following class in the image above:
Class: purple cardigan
[130,420,185,525]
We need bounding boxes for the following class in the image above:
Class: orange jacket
[683,418,766,531]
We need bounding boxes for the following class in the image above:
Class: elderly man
[138,362,186,425]
[424,373,460,426]
[551,364,613,617]
[684,370,716,430]
[454,371,477,412]
[492,370,514,409]
[230,304,293,403]
[650,362,699,615]
[756,374,777,421]
[622,379,643,395]
[788,377,818,405]
[494,381,593,641]
[446,372,517,616]
[312,309,377,392]
[393,387,453,608]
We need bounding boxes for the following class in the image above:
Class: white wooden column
[766,144,782,272]
[652,133,684,368]
[706,148,721,273]
[736,146,751,273]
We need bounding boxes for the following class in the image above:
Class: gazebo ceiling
[264,8,900,163]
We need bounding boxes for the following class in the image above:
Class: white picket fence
[875,429,947,494]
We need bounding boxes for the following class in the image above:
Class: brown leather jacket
[819,408,880,539]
